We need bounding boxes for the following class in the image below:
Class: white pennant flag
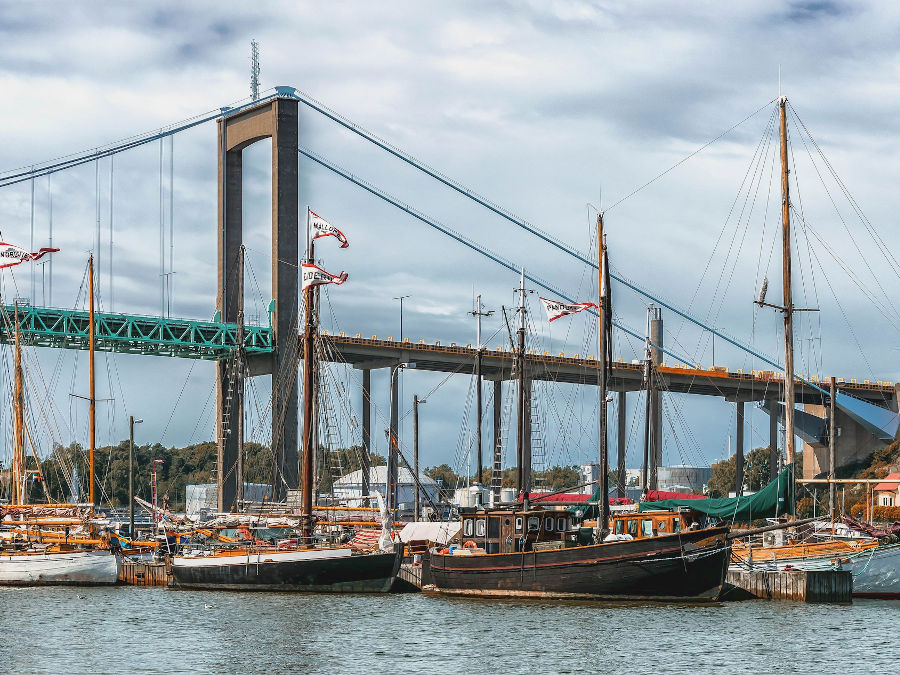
[309,210,349,248]
[301,262,348,291]
[0,242,59,269]
[540,297,597,322]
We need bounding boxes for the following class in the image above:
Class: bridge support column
[216,94,299,509]
[361,368,371,507]
[649,308,663,490]
[617,391,627,498]
[736,401,745,496]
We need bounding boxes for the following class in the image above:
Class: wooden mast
[300,212,315,539]
[235,245,245,506]
[12,305,25,506]
[779,96,796,467]
[515,270,530,505]
[597,214,610,534]
[89,254,97,506]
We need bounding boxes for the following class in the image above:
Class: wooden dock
[393,563,423,592]
[119,560,171,587]
[724,569,852,603]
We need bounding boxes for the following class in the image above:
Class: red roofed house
[874,472,900,507]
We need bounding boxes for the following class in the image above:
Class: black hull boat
[172,545,402,592]
[427,525,731,600]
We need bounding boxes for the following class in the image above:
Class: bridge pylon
[216,91,299,510]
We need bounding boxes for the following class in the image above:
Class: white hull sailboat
[0,549,120,586]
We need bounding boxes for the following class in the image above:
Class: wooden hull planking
[428,527,731,601]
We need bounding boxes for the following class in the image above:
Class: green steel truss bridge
[0,305,273,360]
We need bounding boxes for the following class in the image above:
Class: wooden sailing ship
[426,215,732,600]
[0,256,120,586]
[171,215,401,592]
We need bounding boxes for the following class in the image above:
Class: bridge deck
[0,305,272,360]
[320,332,897,407]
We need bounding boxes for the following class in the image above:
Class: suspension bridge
[1,86,898,510]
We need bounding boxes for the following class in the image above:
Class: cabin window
[615,520,624,535]
[463,519,473,537]
[673,519,681,533]
[489,518,501,538]
[627,519,638,537]
[505,518,511,526]
[475,519,486,537]
[545,518,554,532]
[527,517,540,532]
[557,517,567,532]
[515,517,523,532]
[641,519,654,538]
[657,520,667,532]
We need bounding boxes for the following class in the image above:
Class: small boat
[0,271,121,587]
[171,229,402,592]
[0,547,120,586]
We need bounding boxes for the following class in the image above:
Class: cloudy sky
[1,0,900,489]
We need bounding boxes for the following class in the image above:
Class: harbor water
[0,587,894,673]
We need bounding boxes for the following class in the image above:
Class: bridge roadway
[0,305,894,408]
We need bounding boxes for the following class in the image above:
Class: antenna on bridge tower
[250,40,260,101]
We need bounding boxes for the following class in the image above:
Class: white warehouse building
[332,466,440,508]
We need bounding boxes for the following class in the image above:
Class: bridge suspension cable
[287,87,792,376]
[298,145,691,365]
[0,88,294,188]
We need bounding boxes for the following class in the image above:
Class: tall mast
[515,269,531,504]
[301,210,315,539]
[641,310,652,493]
[235,245,245,506]
[470,294,493,484]
[779,96,796,466]
[89,254,97,506]
[597,214,610,534]
[12,305,25,506]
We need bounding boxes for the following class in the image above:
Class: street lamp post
[129,415,143,538]
[393,295,410,342]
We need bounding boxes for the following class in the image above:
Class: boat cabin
[455,508,690,554]
[610,511,685,539]
[458,508,580,554]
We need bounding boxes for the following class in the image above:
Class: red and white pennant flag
[309,210,349,248]
[540,297,597,322]
[0,242,59,269]
[301,263,348,291]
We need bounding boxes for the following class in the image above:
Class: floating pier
[119,560,171,587]
[724,569,852,603]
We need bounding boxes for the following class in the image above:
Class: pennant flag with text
[0,243,59,270]
[301,263,348,291]
[309,210,349,248]
[540,297,597,322]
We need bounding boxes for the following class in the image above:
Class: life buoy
[463,540,477,549]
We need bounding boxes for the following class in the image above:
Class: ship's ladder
[530,393,547,491]
[491,366,518,495]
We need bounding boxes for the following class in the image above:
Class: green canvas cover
[637,466,794,521]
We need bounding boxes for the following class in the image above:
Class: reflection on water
[0,587,891,673]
